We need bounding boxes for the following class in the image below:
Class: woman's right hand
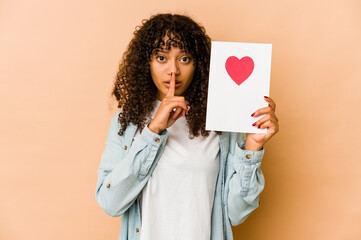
[148,72,190,134]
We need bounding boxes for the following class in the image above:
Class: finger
[166,72,176,97]
[186,106,190,115]
[258,119,279,133]
[173,110,185,121]
[174,114,183,121]
[251,106,276,118]
[181,108,187,118]
[253,111,278,124]
[264,96,276,111]
[165,101,187,113]
[164,96,187,102]
[252,114,272,128]
[171,106,183,120]
[173,106,189,121]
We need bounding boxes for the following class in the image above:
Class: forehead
[153,33,186,52]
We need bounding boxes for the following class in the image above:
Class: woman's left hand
[245,96,279,151]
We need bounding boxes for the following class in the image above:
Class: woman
[95,13,279,240]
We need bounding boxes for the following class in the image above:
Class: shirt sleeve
[225,134,265,226]
[95,112,167,217]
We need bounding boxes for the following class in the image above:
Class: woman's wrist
[244,139,264,151]
[148,122,162,134]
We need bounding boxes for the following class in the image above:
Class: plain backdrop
[1,0,360,239]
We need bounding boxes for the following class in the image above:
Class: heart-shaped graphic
[225,56,254,86]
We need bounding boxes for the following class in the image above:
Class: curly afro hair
[112,13,216,138]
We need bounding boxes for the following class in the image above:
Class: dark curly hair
[112,13,216,138]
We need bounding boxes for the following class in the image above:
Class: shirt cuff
[234,142,265,164]
[140,124,167,147]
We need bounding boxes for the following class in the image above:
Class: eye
[156,55,166,62]
[180,56,192,63]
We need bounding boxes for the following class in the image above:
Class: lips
[164,81,181,88]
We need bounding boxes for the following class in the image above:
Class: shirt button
[155,138,160,143]
[246,154,251,159]
[136,228,139,232]
[106,183,110,188]
[124,145,127,150]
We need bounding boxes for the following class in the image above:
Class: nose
[168,59,180,76]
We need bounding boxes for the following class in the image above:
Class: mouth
[164,81,181,88]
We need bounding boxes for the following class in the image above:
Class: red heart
[225,56,254,86]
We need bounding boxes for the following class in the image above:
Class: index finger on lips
[166,72,176,97]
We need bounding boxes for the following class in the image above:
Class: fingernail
[251,113,255,117]
[171,72,173,76]
[258,126,261,129]
[264,96,269,99]
[252,122,257,126]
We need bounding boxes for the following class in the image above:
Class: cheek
[150,64,161,82]
[186,66,196,81]
[182,67,195,90]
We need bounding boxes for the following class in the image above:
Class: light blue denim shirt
[95,110,265,240]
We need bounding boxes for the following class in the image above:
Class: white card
[206,41,272,133]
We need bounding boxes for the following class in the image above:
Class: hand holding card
[245,96,279,150]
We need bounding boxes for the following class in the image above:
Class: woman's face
[150,44,195,100]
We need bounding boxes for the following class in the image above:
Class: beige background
[1,0,360,239]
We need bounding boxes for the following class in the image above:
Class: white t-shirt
[137,100,220,240]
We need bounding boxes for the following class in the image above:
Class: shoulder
[109,109,138,133]
[110,109,123,126]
